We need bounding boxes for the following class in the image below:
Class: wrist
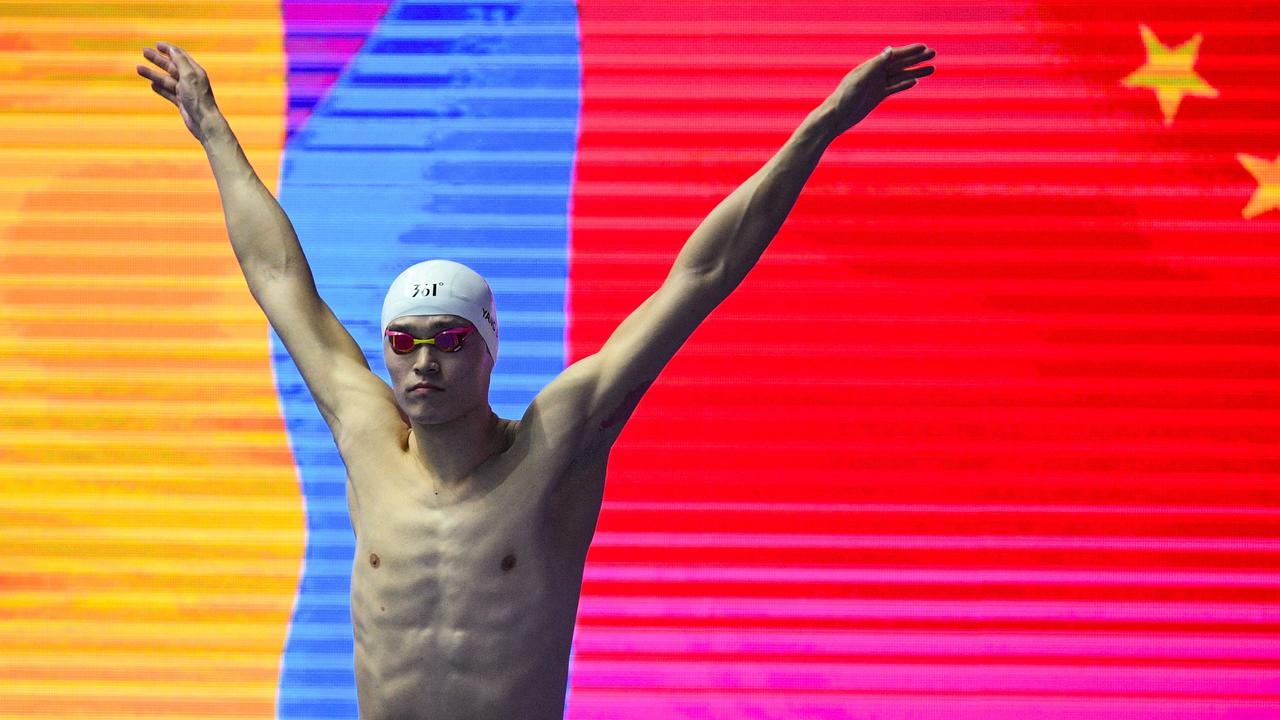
[793,99,844,147]
[199,111,233,148]
[802,101,844,146]
[199,113,257,186]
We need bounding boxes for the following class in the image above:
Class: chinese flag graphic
[566,1,1280,717]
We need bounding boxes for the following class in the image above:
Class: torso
[343,418,608,720]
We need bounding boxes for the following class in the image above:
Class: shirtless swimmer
[135,40,935,720]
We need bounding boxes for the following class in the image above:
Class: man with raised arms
[136,40,934,720]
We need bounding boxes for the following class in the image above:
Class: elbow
[675,257,720,284]
[671,262,733,311]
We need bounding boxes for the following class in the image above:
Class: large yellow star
[1121,24,1219,126]
[1237,153,1280,219]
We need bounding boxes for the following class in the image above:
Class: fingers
[141,46,178,78]
[135,63,178,101]
[137,45,179,99]
[881,43,934,96]
[136,44,184,106]
[135,62,173,88]
[150,81,179,105]
[887,43,931,61]
[160,42,197,75]
[135,68,178,105]
[885,64,936,92]
[887,44,936,70]
[138,42,205,108]
[886,79,917,96]
[888,65,935,85]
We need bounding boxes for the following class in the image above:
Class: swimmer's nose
[413,346,441,373]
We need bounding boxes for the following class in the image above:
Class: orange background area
[0,2,303,716]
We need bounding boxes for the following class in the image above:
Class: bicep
[252,273,402,440]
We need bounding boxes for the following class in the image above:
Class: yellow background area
[0,2,303,716]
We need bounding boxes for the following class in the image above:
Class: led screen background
[2,0,1278,717]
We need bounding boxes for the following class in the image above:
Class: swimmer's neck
[407,405,510,489]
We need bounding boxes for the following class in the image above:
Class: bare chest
[351,484,568,637]
[344,443,607,718]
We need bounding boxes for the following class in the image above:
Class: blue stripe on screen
[272,2,581,716]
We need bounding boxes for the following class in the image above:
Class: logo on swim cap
[381,260,499,361]
[410,283,443,298]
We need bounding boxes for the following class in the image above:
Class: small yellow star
[1121,24,1219,126]
[1237,153,1280,220]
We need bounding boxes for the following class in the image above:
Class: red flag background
[567,1,1280,716]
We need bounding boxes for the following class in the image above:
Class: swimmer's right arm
[136,43,402,439]
[135,43,301,283]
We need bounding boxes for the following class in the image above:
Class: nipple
[369,552,380,568]
[501,554,516,572]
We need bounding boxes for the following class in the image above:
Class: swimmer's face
[384,314,494,424]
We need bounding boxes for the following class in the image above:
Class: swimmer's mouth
[409,383,443,392]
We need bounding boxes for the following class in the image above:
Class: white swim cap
[380,259,499,361]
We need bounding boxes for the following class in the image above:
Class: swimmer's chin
[395,403,452,426]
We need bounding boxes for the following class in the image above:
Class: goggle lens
[388,331,415,353]
[433,329,465,351]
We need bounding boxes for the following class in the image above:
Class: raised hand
[824,44,936,136]
[135,42,222,143]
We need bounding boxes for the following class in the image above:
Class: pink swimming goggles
[385,326,476,354]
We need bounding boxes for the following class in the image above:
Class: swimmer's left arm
[515,45,934,486]
[573,45,935,448]
[674,44,934,292]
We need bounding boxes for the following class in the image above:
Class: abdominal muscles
[349,489,584,720]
